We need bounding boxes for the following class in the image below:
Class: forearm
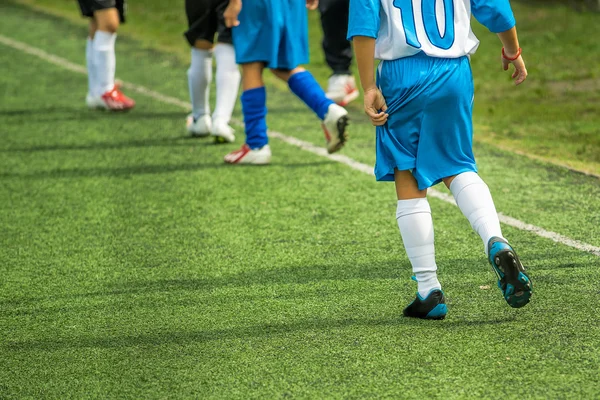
[353,36,377,91]
[497,27,520,55]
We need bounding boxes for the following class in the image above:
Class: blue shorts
[231,0,308,70]
[375,53,477,190]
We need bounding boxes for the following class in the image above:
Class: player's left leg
[270,67,349,154]
[186,39,214,137]
[394,170,447,320]
[224,62,271,165]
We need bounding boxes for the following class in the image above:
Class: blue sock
[288,71,334,121]
[241,87,268,149]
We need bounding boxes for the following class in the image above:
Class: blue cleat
[403,289,448,320]
[488,237,533,308]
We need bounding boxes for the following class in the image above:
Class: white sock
[212,43,240,124]
[188,48,213,120]
[86,37,96,96]
[449,171,503,254]
[93,30,117,95]
[396,198,441,298]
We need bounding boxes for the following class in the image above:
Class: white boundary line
[2,34,599,257]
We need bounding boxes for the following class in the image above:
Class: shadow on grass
[0,136,203,154]
[0,160,334,179]
[0,163,229,179]
[1,261,405,307]
[0,107,185,123]
[2,313,518,352]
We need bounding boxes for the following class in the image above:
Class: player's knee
[193,39,213,50]
[270,68,292,82]
[88,20,98,38]
[96,20,119,33]
[442,175,457,189]
[95,8,120,33]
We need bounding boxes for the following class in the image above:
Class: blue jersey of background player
[221,0,349,165]
[348,0,531,319]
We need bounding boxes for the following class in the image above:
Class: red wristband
[502,47,522,61]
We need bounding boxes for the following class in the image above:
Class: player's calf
[287,70,350,153]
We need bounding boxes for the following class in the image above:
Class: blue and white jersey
[348,0,516,60]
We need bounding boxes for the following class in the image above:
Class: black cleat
[488,237,533,308]
[403,289,448,320]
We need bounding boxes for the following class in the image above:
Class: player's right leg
[210,1,241,143]
[271,67,349,154]
[444,173,532,308]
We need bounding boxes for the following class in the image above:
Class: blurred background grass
[12,0,600,176]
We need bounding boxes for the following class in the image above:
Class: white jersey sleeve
[348,0,516,60]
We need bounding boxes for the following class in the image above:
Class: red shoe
[99,86,135,111]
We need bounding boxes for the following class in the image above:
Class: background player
[185,0,241,143]
[348,0,532,319]
[222,0,349,165]
[318,0,359,106]
[78,0,135,111]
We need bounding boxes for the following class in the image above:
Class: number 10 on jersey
[393,0,455,50]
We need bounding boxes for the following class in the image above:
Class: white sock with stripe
[449,171,503,254]
[188,48,213,120]
[212,43,240,124]
[396,198,441,298]
[93,30,117,95]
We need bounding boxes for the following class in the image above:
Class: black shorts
[184,0,231,46]
[77,0,126,23]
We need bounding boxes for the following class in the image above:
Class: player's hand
[363,86,388,126]
[224,0,242,28]
[502,52,528,86]
[306,0,319,10]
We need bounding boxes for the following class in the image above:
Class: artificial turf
[1,3,599,399]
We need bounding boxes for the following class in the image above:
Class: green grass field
[1,1,600,398]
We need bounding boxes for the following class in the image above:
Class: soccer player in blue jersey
[349,0,531,319]
[222,0,349,165]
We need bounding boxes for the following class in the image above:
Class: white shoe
[86,93,104,109]
[322,103,349,154]
[325,74,359,106]
[186,114,211,137]
[224,144,271,165]
[211,119,235,143]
